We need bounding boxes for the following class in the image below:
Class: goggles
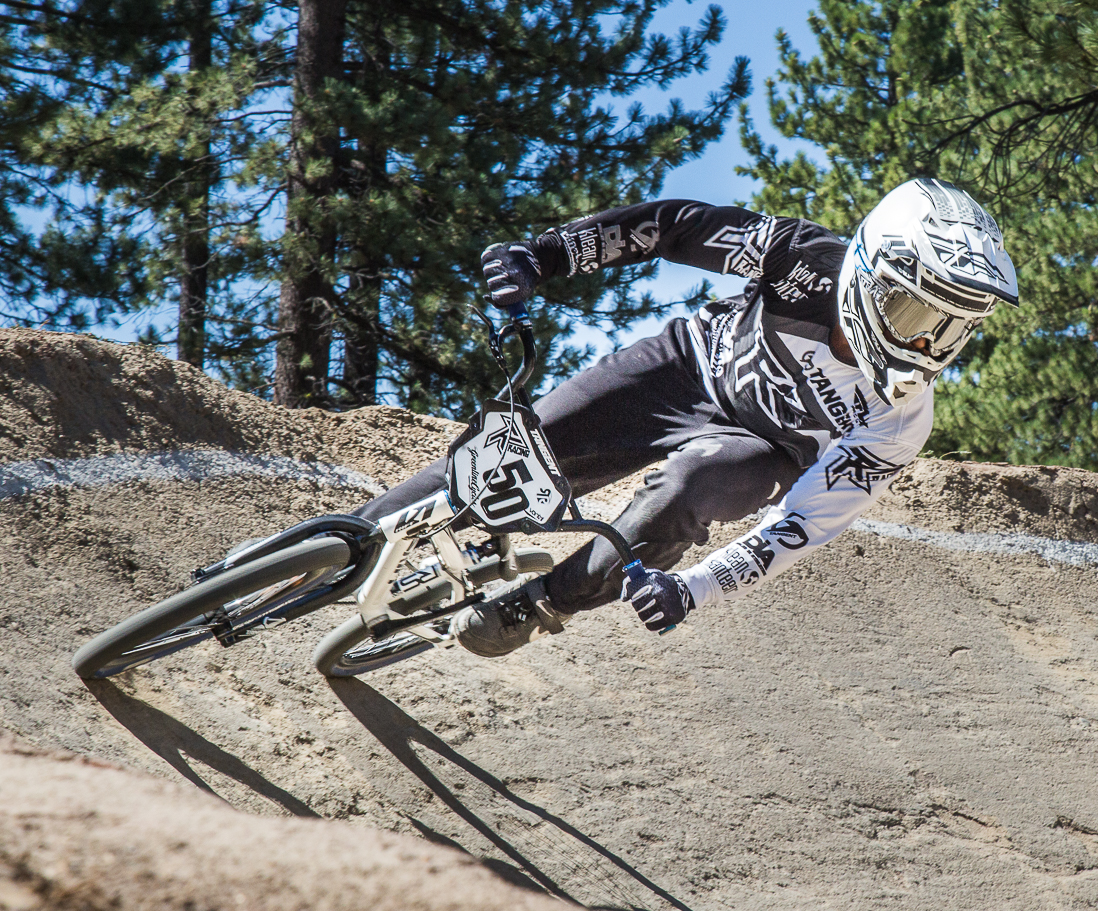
[866,274,980,359]
[877,242,1002,317]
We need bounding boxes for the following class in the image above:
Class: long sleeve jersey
[532,200,934,608]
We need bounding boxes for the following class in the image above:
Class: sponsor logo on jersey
[734,321,806,429]
[706,546,758,594]
[741,534,776,574]
[852,387,870,427]
[601,224,625,263]
[824,445,903,494]
[763,512,809,550]
[573,227,601,273]
[800,352,870,437]
[561,227,602,274]
[703,216,776,277]
[706,533,778,594]
[630,220,660,255]
[772,259,835,302]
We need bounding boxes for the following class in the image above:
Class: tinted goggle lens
[878,287,974,356]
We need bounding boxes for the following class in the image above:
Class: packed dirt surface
[2,328,1098,910]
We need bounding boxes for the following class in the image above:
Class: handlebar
[499,301,674,636]
[500,302,538,395]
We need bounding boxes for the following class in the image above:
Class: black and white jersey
[538,199,934,607]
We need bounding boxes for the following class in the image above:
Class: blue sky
[574,0,822,356]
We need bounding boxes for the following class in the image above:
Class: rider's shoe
[451,576,570,658]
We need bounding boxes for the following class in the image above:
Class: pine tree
[921,0,1098,467]
[4,0,747,417]
[737,0,1098,469]
[273,0,347,406]
[0,0,158,329]
[273,0,751,415]
[7,0,284,376]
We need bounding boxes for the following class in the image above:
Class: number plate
[446,400,571,534]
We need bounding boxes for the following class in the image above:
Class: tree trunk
[274,0,348,407]
[177,0,212,368]
[341,273,380,406]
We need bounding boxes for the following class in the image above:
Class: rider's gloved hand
[621,568,695,632]
[481,241,542,308]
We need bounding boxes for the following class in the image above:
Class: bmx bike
[72,303,655,680]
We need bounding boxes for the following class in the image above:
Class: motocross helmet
[837,178,1018,405]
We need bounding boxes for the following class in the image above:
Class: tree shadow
[83,678,319,818]
[327,677,696,911]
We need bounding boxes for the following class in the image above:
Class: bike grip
[623,560,647,585]
[658,623,677,636]
[507,302,530,321]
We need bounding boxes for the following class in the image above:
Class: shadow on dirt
[328,677,695,911]
[83,679,319,817]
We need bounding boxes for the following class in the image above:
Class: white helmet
[838,178,1018,405]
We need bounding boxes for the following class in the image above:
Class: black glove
[621,568,695,632]
[481,241,542,308]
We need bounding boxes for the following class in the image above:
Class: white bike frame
[354,489,469,645]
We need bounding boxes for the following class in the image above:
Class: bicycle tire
[313,546,554,677]
[73,537,352,679]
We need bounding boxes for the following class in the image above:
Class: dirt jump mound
[1,328,1097,911]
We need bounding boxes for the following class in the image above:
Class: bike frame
[349,303,650,646]
[71,302,663,681]
[354,489,468,644]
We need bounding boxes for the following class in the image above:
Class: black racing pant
[353,318,804,613]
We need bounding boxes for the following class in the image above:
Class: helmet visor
[877,285,976,359]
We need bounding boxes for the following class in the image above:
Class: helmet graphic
[837,178,1018,405]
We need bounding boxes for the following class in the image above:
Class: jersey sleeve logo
[704,216,776,277]
[771,259,834,302]
[763,512,810,549]
[824,445,903,494]
[561,227,602,274]
[629,220,660,255]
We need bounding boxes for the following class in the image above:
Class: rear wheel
[313,546,554,677]
[73,537,353,679]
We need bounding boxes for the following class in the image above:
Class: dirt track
[2,329,1098,910]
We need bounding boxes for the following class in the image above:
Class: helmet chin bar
[880,366,930,405]
[841,268,942,407]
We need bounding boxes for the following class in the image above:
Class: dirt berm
[1,328,1097,911]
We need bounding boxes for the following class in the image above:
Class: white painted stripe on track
[582,497,1098,567]
[0,451,388,500]
[853,518,1098,568]
[4,456,1095,568]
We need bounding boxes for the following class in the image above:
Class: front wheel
[73,537,353,679]
[313,546,554,677]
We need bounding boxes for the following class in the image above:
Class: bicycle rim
[336,620,451,675]
[73,537,352,679]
